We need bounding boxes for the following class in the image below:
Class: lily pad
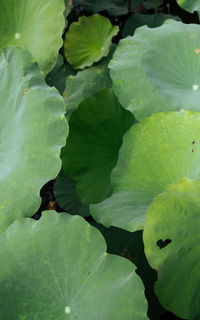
[177,0,200,13]
[46,54,76,95]
[0,0,65,73]
[64,14,119,70]
[61,89,135,203]
[64,45,116,118]
[122,13,180,37]
[0,47,68,231]
[54,170,90,217]
[91,111,200,231]
[143,177,200,320]
[0,210,148,320]
[110,20,200,120]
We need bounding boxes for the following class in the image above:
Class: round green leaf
[64,45,116,118]
[0,211,148,320]
[0,0,65,73]
[122,13,180,37]
[110,20,200,120]
[177,0,200,12]
[46,54,76,95]
[54,169,90,217]
[64,14,119,70]
[72,0,129,16]
[143,177,200,319]
[61,89,135,204]
[0,47,68,231]
[91,111,200,231]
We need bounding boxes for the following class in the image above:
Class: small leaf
[64,14,119,69]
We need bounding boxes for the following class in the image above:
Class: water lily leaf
[0,0,65,73]
[46,54,76,95]
[0,47,68,231]
[0,211,148,320]
[61,89,135,203]
[91,111,200,232]
[54,170,90,217]
[143,177,200,320]
[64,14,119,70]
[177,0,200,13]
[72,0,129,16]
[64,45,116,118]
[122,13,180,37]
[110,20,200,120]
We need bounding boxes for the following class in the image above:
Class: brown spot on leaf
[195,48,200,54]
[192,141,195,144]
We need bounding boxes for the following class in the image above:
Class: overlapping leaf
[64,14,119,69]
[0,47,68,231]
[61,89,135,203]
[0,211,148,320]
[122,13,180,37]
[64,45,116,118]
[143,177,200,320]
[110,20,200,120]
[91,111,200,231]
[177,0,200,12]
[0,0,65,73]
[54,170,90,217]
[46,54,76,95]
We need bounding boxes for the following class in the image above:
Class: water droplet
[65,306,71,314]
[193,84,199,91]
[15,33,20,39]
